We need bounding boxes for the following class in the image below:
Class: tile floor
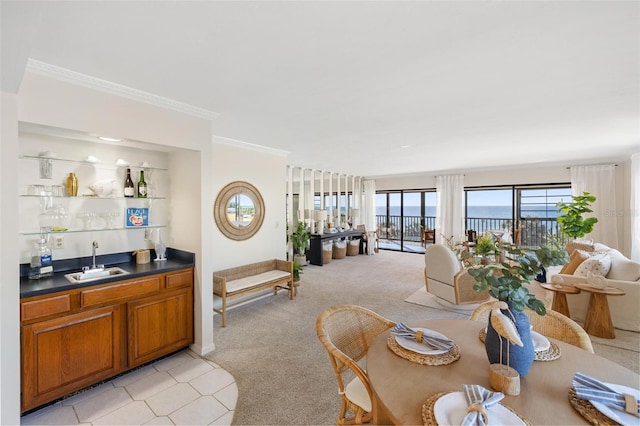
[20,349,237,425]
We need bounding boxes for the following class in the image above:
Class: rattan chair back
[469,301,594,353]
[316,305,396,425]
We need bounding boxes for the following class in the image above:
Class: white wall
[374,163,632,255]
[211,140,288,270]
[1,92,22,425]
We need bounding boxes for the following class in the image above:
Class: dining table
[367,319,639,425]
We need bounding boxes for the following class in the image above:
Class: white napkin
[391,323,454,351]
[573,372,639,416]
[461,384,504,426]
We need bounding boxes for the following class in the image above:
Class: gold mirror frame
[214,181,265,241]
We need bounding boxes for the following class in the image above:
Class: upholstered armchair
[549,243,640,332]
[424,244,490,305]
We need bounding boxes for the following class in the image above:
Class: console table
[308,230,364,266]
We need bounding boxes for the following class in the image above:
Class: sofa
[549,243,640,332]
[424,244,490,305]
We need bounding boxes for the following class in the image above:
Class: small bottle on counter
[137,170,147,198]
[28,237,53,279]
[124,168,135,198]
[66,172,78,196]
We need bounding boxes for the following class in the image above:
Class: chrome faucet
[92,240,99,270]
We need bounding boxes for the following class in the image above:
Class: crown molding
[213,135,290,157]
[26,59,219,121]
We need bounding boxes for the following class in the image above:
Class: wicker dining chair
[316,305,396,425]
[469,301,594,353]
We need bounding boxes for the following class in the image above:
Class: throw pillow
[560,249,591,274]
[574,252,612,277]
[565,241,595,256]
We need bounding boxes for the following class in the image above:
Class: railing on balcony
[376,214,566,248]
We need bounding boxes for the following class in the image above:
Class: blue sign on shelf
[125,208,149,227]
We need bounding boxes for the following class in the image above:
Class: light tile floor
[20,349,237,426]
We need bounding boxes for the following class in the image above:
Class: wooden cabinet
[128,269,193,367]
[20,268,193,413]
[21,305,121,411]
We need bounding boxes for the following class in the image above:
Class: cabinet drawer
[165,269,193,289]
[81,277,160,307]
[21,295,71,322]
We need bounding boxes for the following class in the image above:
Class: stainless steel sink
[64,267,130,284]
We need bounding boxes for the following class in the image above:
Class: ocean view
[377,205,560,218]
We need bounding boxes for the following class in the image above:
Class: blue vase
[485,304,535,376]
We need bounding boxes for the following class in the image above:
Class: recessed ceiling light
[400,145,410,149]
[98,136,122,142]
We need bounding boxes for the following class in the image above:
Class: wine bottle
[137,170,147,198]
[124,168,135,198]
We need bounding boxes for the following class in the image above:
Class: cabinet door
[127,287,193,367]
[21,305,121,412]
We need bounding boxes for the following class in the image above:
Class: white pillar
[336,173,341,226]
[298,167,305,226]
[287,166,294,257]
[328,172,333,225]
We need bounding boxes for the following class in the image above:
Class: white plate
[590,383,639,425]
[434,391,527,426]
[484,328,550,353]
[394,328,450,355]
[531,331,550,352]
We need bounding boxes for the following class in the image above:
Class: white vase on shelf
[154,230,167,261]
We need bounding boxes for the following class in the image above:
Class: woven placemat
[478,329,561,361]
[387,335,461,366]
[421,391,531,426]
[568,387,622,426]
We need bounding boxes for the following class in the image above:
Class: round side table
[540,283,581,318]
[574,284,625,339]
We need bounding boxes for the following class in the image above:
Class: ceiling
[2,1,639,178]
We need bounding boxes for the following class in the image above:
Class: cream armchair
[549,243,640,332]
[424,244,490,305]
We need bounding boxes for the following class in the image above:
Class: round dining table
[367,319,639,425]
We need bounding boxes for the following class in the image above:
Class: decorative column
[287,166,294,258]
[328,172,333,226]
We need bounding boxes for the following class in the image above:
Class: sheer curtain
[362,180,376,232]
[631,153,640,261]
[436,174,465,244]
[570,164,618,248]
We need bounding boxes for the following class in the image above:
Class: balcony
[375,214,567,253]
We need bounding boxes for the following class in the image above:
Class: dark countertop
[20,248,195,298]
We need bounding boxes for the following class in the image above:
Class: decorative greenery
[293,260,304,280]
[468,243,568,315]
[556,192,598,239]
[475,233,497,257]
[291,221,310,255]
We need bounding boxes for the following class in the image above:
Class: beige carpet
[204,250,638,426]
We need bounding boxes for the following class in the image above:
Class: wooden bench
[213,259,294,327]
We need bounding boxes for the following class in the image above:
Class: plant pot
[485,304,535,376]
[294,254,307,266]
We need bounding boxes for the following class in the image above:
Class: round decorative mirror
[214,181,265,240]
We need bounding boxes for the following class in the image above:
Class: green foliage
[556,192,598,239]
[291,222,310,254]
[468,243,569,315]
[475,233,497,257]
[293,260,304,279]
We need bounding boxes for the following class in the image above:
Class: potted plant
[556,192,598,240]
[291,221,310,264]
[468,242,568,376]
[293,260,304,283]
[475,232,498,264]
